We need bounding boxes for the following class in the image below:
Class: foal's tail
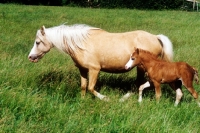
[192,67,199,84]
[157,34,173,62]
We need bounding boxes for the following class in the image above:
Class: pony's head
[125,48,141,70]
[28,26,53,63]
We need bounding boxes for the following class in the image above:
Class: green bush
[68,0,183,9]
[1,0,184,9]
[94,0,183,9]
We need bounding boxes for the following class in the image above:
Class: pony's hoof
[119,98,125,102]
[102,97,110,102]
[174,100,179,107]
[174,103,178,107]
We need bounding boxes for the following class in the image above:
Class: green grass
[1,4,200,132]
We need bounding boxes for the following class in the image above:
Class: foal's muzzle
[125,65,131,70]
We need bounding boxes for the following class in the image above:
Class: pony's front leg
[79,68,88,98]
[88,69,109,101]
[138,81,151,102]
[135,67,146,88]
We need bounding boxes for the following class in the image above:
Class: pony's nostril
[28,55,38,61]
[28,55,34,60]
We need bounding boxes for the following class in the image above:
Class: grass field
[1,4,200,132]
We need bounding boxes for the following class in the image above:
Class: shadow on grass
[34,70,176,101]
[97,73,137,93]
[35,70,80,101]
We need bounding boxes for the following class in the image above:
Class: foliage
[1,4,200,132]
[1,0,185,10]
[90,0,183,9]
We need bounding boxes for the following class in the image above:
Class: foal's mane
[44,24,100,54]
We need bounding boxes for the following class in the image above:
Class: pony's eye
[36,41,40,45]
[131,58,135,60]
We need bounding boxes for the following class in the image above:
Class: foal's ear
[40,25,45,35]
[136,48,139,54]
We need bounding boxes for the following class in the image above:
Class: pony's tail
[157,34,173,62]
[192,67,199,84]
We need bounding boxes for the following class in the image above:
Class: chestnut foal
[125,48,200,106]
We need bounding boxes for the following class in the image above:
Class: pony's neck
[45,25,89,55]
[44,24,100,56]
[45,27,66,50]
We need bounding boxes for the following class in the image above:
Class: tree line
[1,0,189,10]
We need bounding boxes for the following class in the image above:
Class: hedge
[0,0,187,10]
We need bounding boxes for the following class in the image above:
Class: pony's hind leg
[135,67,146,88]
[119,92,133,102]
[88,69,109,101]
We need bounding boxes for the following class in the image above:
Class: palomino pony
[28,24,173,101]
[125,48,200,106]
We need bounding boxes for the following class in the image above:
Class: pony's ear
[40,26,45,35]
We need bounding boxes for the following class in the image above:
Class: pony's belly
[101,67,132,73]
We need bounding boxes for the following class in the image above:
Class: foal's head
[125,48,141,70]
[28,26,53,63]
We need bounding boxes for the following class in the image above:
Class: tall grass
[1,4,200,132]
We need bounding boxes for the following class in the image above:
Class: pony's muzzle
[28,55,38,62]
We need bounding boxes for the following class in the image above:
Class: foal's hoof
[197,102,200,107]
[138,97,142,103]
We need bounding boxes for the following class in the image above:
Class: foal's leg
[182,78,198,99]
[175,88,183,106]
[79,68,88,98]
[182,79,199,106]
[119,67,146,102]
[169,81,183,106]
[88,69,109,101]
[138,81,151,102]
[152,80,162,101]
[185,86,199,106]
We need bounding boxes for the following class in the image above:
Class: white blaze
[28,43,37,57]
[125,54,134,70]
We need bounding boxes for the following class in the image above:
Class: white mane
[40,24,99,54]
